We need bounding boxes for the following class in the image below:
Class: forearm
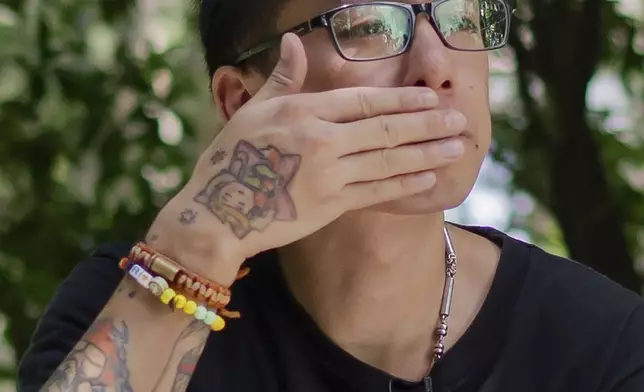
[41,278,209,392]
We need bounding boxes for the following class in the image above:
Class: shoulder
[18,243,129,391]
[494,230,644,389]
[598,303,644,391]
[466,225,643,313]
[526,244,644,378]
[521,241,643,317]
[465,224,644,314]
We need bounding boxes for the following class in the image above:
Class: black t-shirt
[17,226,644,392]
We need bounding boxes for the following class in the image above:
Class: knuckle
[378,148,392,178]
[312,127,336,149]
[377,115,397,148]
[311,164,339,197]
[323,165,344,193]
[273,98,306,121]
[297,126,335,153]
[269,69,294,89]
[356,90,375,118]
[292,131,314,152]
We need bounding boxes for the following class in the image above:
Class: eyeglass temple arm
[234,19,317,65]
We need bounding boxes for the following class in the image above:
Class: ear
[211,66,265,122]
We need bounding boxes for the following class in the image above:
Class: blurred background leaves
[0,0,214,384]
[0,0,643,388]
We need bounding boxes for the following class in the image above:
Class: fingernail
[439,139,464,157]
[419,91,438,107]
[445,111,467,130]
[411,171,437,187]
[280,34,292,62]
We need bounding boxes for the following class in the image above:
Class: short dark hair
[198,0,289,77]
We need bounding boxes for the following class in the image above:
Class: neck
[279,211,450,380]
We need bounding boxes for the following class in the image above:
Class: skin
[212,0,500,380]
[218,182,255,214]
[42,0,504,390]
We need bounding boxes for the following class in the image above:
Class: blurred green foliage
[494,0,644,290]
[0,0,209,377]
[0,0,643,384]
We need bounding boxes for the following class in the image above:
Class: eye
[336,19,387,39]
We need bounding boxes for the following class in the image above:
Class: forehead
[277,0,337,29]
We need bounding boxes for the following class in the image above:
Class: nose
[403,14,455,93]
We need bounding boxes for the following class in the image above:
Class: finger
[251,33,308,103]
[305,86,439,123]
[340,137,465,184]
[342,171,438,210]
[335,109,467,156]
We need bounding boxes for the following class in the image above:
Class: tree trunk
[549,98,640,292]
[508,0,641,292]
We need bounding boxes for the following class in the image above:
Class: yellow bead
[183,301,197,315]
[211,315,226,332]
[172,295,187,310]
[160,289,176,304]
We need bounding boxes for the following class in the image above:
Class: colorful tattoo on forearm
[44,318,133,392]
[153,320,210,392]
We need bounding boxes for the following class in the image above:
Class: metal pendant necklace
[389,226,458,392]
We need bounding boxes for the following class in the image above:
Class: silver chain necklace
[389,226,458,392]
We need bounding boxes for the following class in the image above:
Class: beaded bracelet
[120,258,227,331]
[120,254,243,320]
[127,242,248,310]
[175,272,231,308]
[119,241,250,330]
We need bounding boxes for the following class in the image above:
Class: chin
[367,163,481,216]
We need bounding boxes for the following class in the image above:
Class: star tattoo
[194,141,301,239]
[210,149,227,165]
[179,209,198,225]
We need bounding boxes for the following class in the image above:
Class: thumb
[251,33,308,103]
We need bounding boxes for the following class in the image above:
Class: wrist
[148,232,245,287]
[146,197,247,287]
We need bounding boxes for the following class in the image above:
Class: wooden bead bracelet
[119,241,250,326]
[128,242,248,311]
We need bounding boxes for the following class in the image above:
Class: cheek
[457,53,491,148]
[303,46,402,91]
[460,52,489,95]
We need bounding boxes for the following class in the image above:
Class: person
[16,0,644,391]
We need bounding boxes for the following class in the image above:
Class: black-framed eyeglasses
[234,0,513,65]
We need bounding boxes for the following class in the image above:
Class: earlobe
[212,66,258,121]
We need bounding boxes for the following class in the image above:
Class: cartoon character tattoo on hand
[194,141,301,238]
